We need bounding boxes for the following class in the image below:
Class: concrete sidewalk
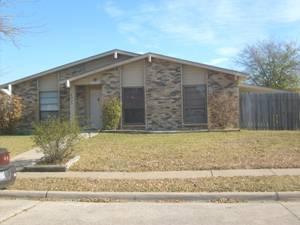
[12,148,44,170]
[17,168,300,179]
[1,199,300,225]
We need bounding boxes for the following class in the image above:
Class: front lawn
[0,135,34,157]
[71,131,300,171]
[10,176,300,192]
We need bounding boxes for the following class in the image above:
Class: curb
[0,190,46,199]
[21,155,80,172]
[1,191,300,202]
[22,165,66,172]
[102,129,240,134]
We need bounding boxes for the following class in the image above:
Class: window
[183,85,207,124]
[122,87,145,124]
[39,91,59,121]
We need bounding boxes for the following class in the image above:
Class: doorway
[89,87,102,129]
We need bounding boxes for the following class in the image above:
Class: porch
[68,69,121,130]
[70,84,103,129]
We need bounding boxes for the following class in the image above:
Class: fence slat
[240,93,300,130]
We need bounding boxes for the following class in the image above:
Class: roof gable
[0,49,139,88]
[66,52,247,83]
[1,49,248,88]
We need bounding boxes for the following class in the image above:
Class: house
[0,49,247,131]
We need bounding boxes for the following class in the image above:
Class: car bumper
[0,165,17,189]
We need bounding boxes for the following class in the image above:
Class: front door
[89,87,102,129]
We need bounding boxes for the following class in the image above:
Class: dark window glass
[122,87,145,124]
[183,85,207,124]
[40,111,59,121]
[39,91,59,121]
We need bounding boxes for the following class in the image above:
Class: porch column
[70,85,76,120]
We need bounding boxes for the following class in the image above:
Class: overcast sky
[1,0,300,84]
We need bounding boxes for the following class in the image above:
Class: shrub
[0,94,22,134]
[32,119,81,164]
[103,97,121,130]
[209,92,238,129]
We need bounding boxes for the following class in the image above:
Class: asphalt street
[0,199,300,225]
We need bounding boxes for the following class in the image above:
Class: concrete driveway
[0,199,300,225]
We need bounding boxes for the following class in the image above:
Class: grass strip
[10,176,300,192]
[0,135,34,157]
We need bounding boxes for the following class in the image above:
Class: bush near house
[103,97,121,130]
[209,92,237,129]
[32,119,80,164]
[0,94,22,134]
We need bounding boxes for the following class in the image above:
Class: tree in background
[236,40,300,90]
[0,0,24,44]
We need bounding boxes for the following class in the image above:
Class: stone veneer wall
[10,58,241,132]
[100,69,121,101]
[59,65,85,82]
[12,79,38,131]
[145,58,182,130]
[59,68,120,128]
[207,71,239,129]
[72,69,120,128]
[8,55,125,131]
[58,65,84,121]
[75,86,88,127]
[59,83,70,120]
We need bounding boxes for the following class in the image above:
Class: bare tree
[0,0,25,45]
[236,40,300,90]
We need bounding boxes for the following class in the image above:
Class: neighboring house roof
[0,49,248,88]
[239,84,290,93]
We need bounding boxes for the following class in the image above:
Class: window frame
[39,91,59,121]
[183,84,208,125]
[122,87,145,126]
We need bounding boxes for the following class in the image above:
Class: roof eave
[0,49,139,88]
[147,53,248,78]
[1,50,248,88]
[65,53,247,84]
[64,54,149,83]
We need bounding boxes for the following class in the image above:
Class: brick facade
[12,80,38,131]
[100,69,121,101]
[59,83,70,121]
[145,58,182,130]
[73,69,120,128]
[11,57,240,131]
[207,72,239,129]
[75,86,88,127]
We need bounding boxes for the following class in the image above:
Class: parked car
[0,148,16,189]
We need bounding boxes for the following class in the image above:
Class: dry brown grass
[0,135,34,157]
[10,176,300,192]
[71,130,300,171]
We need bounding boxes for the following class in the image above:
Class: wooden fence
[240,93,300,130]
